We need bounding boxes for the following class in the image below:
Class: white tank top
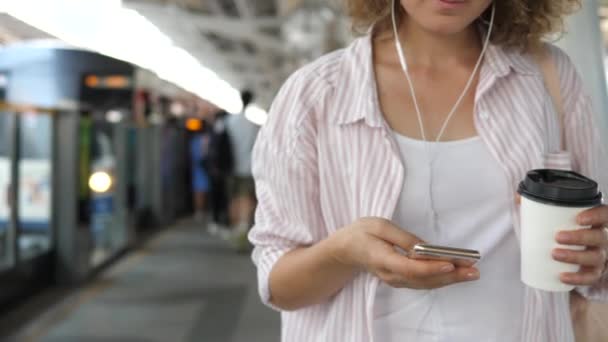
[373,132,524,342]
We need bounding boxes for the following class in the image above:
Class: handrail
[0,101,78,114]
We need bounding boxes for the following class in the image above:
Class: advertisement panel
[0,158,51,232]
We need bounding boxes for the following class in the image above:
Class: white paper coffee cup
[518,170,602,292]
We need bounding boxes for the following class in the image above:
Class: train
[0,40,207,309]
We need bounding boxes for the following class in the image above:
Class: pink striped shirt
[249,32,608,342]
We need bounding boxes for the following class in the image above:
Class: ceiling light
[4,0,242,114]
[245,104,268,126]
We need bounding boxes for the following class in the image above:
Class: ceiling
[123,0,352,106]
[0,0,351,108]
[3,1,608,108]
[0,13,52,44]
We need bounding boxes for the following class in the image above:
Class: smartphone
[409,244,481,267]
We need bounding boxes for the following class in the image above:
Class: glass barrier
[83,117,126,266]
[0,112,14,270]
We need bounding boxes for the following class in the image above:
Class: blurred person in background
[226,90,260,250]
[189,121,211,224]
[248,0,608,341]
[207,109,234,234]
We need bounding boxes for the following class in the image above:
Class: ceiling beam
[199,0,284,52]
[227,0,286,98]
[134,2,284,28]
[195,21,284,52]
[234,0,255,18]
[127,0,286,104]
[128,2,285,52]
[185,13,284,33]
[205,0,225,16]
[277,0,305,15]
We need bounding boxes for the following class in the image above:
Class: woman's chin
[419,20,474,36]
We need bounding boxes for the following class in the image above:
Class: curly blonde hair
[344,0,581,51]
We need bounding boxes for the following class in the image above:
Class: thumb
[370,220,424,251]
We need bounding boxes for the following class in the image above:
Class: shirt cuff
[576,263,608,302]
[252,245,294,311]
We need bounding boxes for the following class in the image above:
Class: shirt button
[480,111,490,120]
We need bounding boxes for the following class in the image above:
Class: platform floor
[11,219,280,342]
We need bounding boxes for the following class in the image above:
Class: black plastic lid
[518,169,602,207]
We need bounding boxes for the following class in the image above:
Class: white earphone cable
[391,1,496,142]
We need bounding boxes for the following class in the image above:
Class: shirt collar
[484,42,540,78]
[331,30,540,127]
[330,34,386,128]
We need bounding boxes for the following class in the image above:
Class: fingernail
[578,215,592,225]
[556,232,572,243]
[553,250,568,259]
[561,274,574,283]
[467,271,479,280]
[441,264,454,273]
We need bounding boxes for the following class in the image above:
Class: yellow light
[104,75,129,88]
[85,75,100,88]
[89,171,112,193]
[185,118,202,131]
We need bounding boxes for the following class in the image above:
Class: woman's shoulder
[260,42,365,161]
[505,42,585,110]
[542,43,586,109]
[270,37,373,132]
[537,43,583,93]
[278,36,368,101]
[280,48,346,99]
[268,51,343,130]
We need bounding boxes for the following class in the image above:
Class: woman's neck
[397,17,481,68]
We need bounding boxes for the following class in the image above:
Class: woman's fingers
[381,264,480,289]
[383,253,454,279]
[379,253,480,289]
[556,227,608,247]
[366,218,423,251]
[552,247,606,267]
[560,266,603,286]
[359,218,482,290]
[577,205,608,227]
[423,267,480,288]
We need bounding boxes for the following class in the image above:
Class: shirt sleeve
[553,46,608,301]
[248,70,330,310]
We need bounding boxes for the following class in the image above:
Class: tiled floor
[13,220,280,342]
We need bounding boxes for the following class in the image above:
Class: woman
[249,0,608,341]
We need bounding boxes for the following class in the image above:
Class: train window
[17,112,53,260]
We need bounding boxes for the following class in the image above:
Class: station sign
[84,74,133,90]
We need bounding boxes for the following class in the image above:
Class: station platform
[7,219,280,342]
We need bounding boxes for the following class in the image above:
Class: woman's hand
[330,217,480,290]
[553,205,608,286]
